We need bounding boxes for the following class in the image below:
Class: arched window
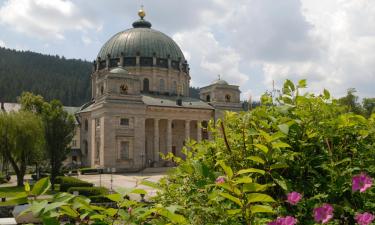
[172,81,177,94]
[84,119,88,131]
[206,95,211,102]
[225,94,231,102]
[143,78,150,92]
[160,79,165,92]
[100,86,104,95]
[83,140,88,155]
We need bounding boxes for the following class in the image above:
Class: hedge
[80,168,103,175]
[67,187,108,197]
[89,195,115,203]
[59,177,93,192]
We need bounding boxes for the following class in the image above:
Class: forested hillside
[0,47,92,106]
[0,48,201,106]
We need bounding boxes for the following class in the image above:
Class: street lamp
[140,152,145,176]
[110,168,116,192]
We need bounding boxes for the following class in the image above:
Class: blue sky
[1,0,375,100]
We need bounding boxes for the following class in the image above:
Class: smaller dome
[212,79,228,85]
[110,67,129,74]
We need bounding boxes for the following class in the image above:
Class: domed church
[76,8,242,171]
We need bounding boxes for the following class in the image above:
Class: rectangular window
[120,141,129,160]
[120,118,129,126]
[96,118,100,127]
[72,140,77,147]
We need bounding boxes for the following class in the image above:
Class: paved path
[78,173,165,196]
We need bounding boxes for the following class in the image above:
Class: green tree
[338,88,364,115]
[20,92,75,190]
[362,97,375,117]
[0,111,44,186]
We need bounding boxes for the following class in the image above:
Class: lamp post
[140,152,145,176]
[110,168,116,192]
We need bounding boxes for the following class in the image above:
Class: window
[95,141,100,161]
[206,95,211,102]
[143,78,149,92]
[84,119,88,131]
[83,140,88,155]
[172,81,177,94]
[96,118,100,127]
[120,118,129,126]
[159,79,165,92]
[225,94,231,102]
[72,140,77,147]
[120,141,130,160]
[100,86,104,95]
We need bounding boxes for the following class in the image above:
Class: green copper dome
[97,18,185,62]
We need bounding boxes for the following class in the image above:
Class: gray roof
[97,26,185,62]
[1,103,80,115]
[142,95,213,110]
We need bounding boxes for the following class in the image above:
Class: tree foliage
[19,92,75,190]
[0,111,44,186]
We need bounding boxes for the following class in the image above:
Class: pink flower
[215,176,225,184]
[128,207,132,214]
[314,203,334,224]
[355,212,375,225]
[268,216,297,225]
[352,173,373,193]
[287,192,302,205]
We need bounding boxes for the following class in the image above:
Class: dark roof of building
[142,94,213,110]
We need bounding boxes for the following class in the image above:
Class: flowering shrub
[313,203,334,224]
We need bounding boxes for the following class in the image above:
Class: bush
[68,187,108,197]
[59,176,93,192]
[80,168,103,175]
[89,195,115,203]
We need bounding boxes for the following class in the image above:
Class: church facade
[76,9,242,171]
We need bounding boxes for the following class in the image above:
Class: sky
[0,0,375,100]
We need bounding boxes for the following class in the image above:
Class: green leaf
[60,205,79,218]
[114,187,132,197]
[247,193,275,203]
[323,89,330,99]
[106,194,123,203]
[29,200,49,217]
[234,176,253,184]
[24,182,30,193]
[130,188,147,195]
[237,168,265,175]
[250,205,274,214]
[253,144,269,153]
[247,156,265,164]
[227,209,242,215]
[43,202,67,213]
[140,180,159,189]
[159,209,187,224]
[219,161,233,179]
[218,183,242,196]
[243,183,269,193]
[42,217,59,225]
[298,79,307,88]
[273,176,288,191]
[219,192,243,206]
[31,177,51,196]
[277,124,289,135]
[270,163,289,170]
[271,142,291,149]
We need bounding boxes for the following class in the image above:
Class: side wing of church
[76,9,242,171]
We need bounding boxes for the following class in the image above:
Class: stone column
[90,118,96,167]
[167,119,172,153]
[154,119,160,161]
[185,120,190,142]
[100,117,105,167]
[197,120,202,142]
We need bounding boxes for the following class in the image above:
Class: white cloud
[0,40,5,47]
[173,28,249,87]
[0,0,98,40]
